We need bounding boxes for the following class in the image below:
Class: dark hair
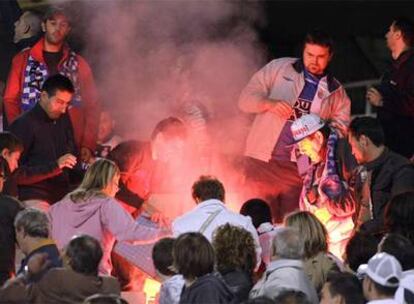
[326,272,364,304]
[41,74,74,98]
[0,157,8,180]
[212,223,256,275]
[173,232,215,280]
[65,235,103,276]
[0,132,24,154]
[14,208,49,238]
[83,294,128,304]
[370,278,398,297]
[43,6,70,24]
[345,231,380,272]
[108,140,147,173]
[240,198,272,228]
[309,124,331,142]
[349,116,385,147]
[273,290,311,304]
[385,191,414,245]
[192,175,225,202]
[151,117,186,140]
[303,29,334,53]
[152,237,176,276]
[393,17,414,47]
[378,233,413,270]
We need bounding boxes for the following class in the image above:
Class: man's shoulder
[264,57,299,70]
[383,151,412,172]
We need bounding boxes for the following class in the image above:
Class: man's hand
[267,100,292,119]
[27,253,51,276]
[57,153,77,169]
[366,87,383,107]
[80,147,93,164]
[150,212,171,228]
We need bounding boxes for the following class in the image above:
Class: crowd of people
[0,5,414,304]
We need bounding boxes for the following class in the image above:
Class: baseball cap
[361,252,402,287]
[395,272,414,303]
[291,113,325,142]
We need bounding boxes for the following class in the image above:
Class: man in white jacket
[172,175,261,268]
[239,29,350,223]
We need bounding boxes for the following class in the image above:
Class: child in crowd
[152,238,184,304]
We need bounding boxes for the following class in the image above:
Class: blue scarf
[21,51,82,111]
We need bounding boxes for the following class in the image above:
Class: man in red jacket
[3,7,99,163]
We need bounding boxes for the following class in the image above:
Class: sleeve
[238,60,281,113]
[0,280,29,303]
[328,87,351,138]
[115,181,145,209]
[391,163,414,196]
[101,198,171,244]
[3,53,25,125]
[378,72,414,116]
[244,218,262,270]
[77,56,100,151]
[9,119,62,185]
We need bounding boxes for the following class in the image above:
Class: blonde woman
[49,159,169,275]
[284,211,342,293]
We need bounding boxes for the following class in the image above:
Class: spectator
[0,157,24,285]
[320,272,364,304]
[3,6,100,162]
[213,223,256,302]
[344,231,380,273]
[378,233,414,271]
[172,175,261,268]
[239,29,350,223]
[95,110,122,159]
[290,114,357,258]
[14,208,62,281]
[13,10,41,51]
[173,232,234,304]
[384,191,414,244]
[243,297,275,304]
[348,116,414,233]
[240,198,278,267]
[9,74,78,209]
[0,235,120,303]
[361,252,401,304]
[49,158,169,275]
[152,237,184,304]
[366,18,414,159]
[284,211,341,293]
[249,227,318,303]
[273,290,311,304]
[0,131,23,197]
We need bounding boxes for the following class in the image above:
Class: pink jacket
[49,195,168,275]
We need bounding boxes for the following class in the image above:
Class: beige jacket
[239,58,351,162]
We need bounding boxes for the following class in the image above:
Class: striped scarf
[21,51,82,111]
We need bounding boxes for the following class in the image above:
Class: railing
[343,79,380,116]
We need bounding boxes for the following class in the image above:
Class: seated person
[95,109,122,159]
[0,235,120,303]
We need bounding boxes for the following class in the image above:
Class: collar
[364,147,389,171]
[393,48,414,68]
[29,37,71,64]
[292,59,340,93]
[32,102,55,122]
[266,259,303,274]
[257,222,275,235]
[195,199,226,210]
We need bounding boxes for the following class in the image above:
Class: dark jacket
[9,102,77,204]
[0,194,24,285]
[179,273,235,304]
[357,148,414,233]
[17,241,62,283]
[220,269,253,303]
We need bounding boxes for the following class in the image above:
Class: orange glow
[143,278,161,304]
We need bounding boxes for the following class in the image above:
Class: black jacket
[220,269,253,303]
[179,273,235,304]
[0,194,24,285]
[9,103,77,204]
[357,148,414,233]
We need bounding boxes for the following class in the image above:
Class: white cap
[291,113,325,142]
[364,252,402,287]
